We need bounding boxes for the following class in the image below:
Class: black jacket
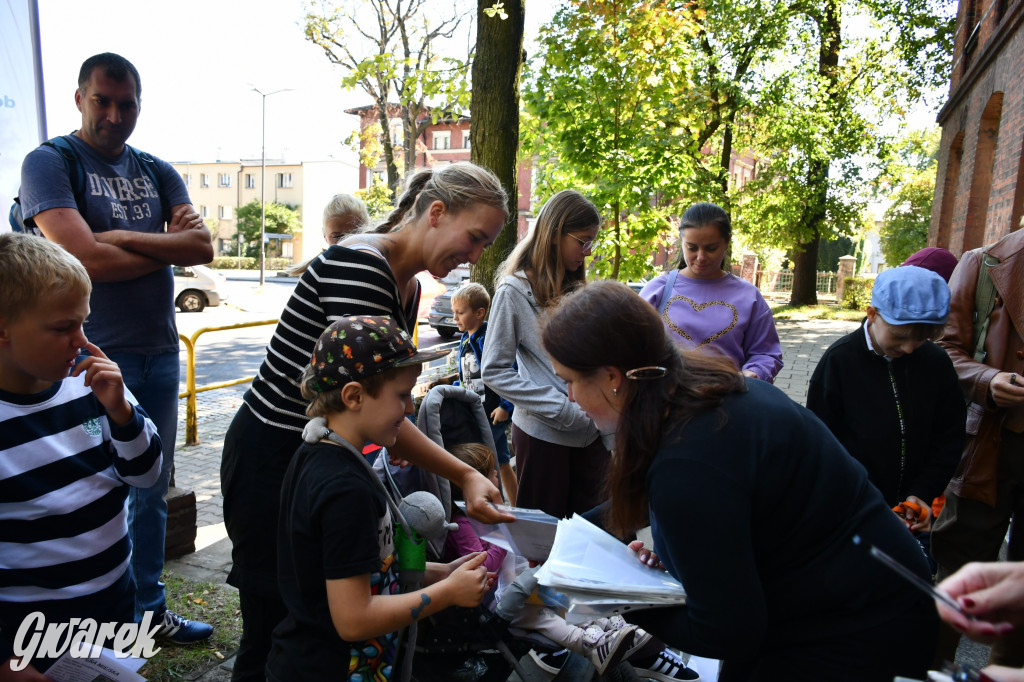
[807,323,966,505]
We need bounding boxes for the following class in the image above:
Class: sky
[33,0,556,169]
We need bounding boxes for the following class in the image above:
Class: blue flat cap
[871,265,950,325]
[872,264,950,325]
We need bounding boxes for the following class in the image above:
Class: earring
[612,387,618,396]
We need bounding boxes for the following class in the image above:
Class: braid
[373,169,434,233]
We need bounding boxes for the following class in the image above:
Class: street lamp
[251,86,293,286]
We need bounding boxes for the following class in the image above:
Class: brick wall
[931,0,1024,255]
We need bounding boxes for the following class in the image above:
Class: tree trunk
[375,103,400,196]
[470,0,526,295]
[791,0,841,307]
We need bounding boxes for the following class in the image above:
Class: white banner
[1,0,46,231]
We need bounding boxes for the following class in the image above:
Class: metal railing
[178,320,454,445]
[756,269,838,296]
[178,319,278,445]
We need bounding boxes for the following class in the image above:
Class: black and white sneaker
[632,646,701,681]
[529,648,569,674]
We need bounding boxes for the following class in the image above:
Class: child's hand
[490,406,510,424]
[71,342,133,426]
[445,551,489,608]
[628,540,664,570]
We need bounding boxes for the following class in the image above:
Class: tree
[469,0,525,293]
[880,164,936,266]
[235,200,301,259]
[304,0,472,196]
[523,0,704,281]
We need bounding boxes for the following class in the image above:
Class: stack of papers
[535,514,687,623]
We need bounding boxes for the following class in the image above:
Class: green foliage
[234,200,301,259]
[209,256,294,270]
[304,0,472,190]
[841,276,875,310]
[880,164,936,266]
[355,176,396,220]
[818,236,856,271]
[483,2,508,19]
[523,0,703,280]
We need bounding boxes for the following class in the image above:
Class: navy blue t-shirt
[20,133,190,354]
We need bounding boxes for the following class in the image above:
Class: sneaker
[586,624,639,675]
[632,647,701,681]
[154,609,214,644]
[529,648,569,675]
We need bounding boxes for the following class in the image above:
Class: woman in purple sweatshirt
[640,202,783,382]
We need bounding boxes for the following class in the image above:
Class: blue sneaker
[155,609,214,644]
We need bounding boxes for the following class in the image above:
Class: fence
[756,269,838,296]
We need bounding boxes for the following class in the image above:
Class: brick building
[931,0,1024,252]
[346,104,533,237]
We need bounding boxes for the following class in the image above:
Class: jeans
[108,350,180,620]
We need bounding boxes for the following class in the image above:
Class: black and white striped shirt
[0,376,162,657]
[243,245,420,433]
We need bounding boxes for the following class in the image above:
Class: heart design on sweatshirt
[662,296,738,348]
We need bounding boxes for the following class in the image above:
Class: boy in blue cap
[807,266,966,555]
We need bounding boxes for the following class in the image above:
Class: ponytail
[373,168,435,233]
[372,163,508,233]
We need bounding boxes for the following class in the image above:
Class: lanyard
[885,361,907,502]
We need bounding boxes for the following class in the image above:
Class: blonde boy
[266,315,491,681]
[451,282,518,505]
[0,233,162,676]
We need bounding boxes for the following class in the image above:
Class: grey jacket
[481,273,600,447]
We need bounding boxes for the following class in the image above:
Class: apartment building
[170,158,358,263]
[931,0,1024,252]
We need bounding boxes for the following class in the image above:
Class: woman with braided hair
[220,163,515,680]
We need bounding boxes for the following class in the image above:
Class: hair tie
[625,366,667,380]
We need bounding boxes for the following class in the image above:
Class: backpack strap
[656,268,680,315]
[971,249,1001,364]
[16,136,86,231]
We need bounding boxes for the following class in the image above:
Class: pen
[851,535,976,620]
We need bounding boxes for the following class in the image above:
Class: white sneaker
[585,624,639,675]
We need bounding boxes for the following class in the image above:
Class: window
[389,118,402,146]
[200,173,209,188]
[463,129,471,149]
[277,173,293,188]
[219,205,233,220]
[372,170,386,185]
[182,173,191,187]
[218,173,232,187]
[433,131,451,150]
[200,205,208,218]
[245,174,256,189]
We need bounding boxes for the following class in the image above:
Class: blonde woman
[481,189,609,519]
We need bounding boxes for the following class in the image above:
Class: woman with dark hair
[640,202,782,381]
[482,189,610,520]
[542,280,938,681]
[220,163,515,681]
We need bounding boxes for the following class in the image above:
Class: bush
[842,276,874,310]
[209,256,293,271]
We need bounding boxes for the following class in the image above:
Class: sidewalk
[167,318,861,680]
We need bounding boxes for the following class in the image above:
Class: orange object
[892,500,928,524]
[931,494,945,519]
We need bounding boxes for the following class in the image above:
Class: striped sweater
[242,245,419,433]
[0,376,162,661]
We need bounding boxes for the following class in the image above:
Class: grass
[770,302,865,322]
[137,573,241,681]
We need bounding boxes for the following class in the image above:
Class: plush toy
[400,490,458,542]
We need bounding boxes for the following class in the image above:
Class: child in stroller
[378,384,699,681]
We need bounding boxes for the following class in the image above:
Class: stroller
[375,384,644,682]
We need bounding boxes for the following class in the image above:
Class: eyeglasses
[566,233,595,251]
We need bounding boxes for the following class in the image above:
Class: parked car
[173,264,228,313]
[427,266,470,339]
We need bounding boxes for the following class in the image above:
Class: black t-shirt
[267,439,399,680]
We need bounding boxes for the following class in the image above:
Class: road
[176,272,451,390]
